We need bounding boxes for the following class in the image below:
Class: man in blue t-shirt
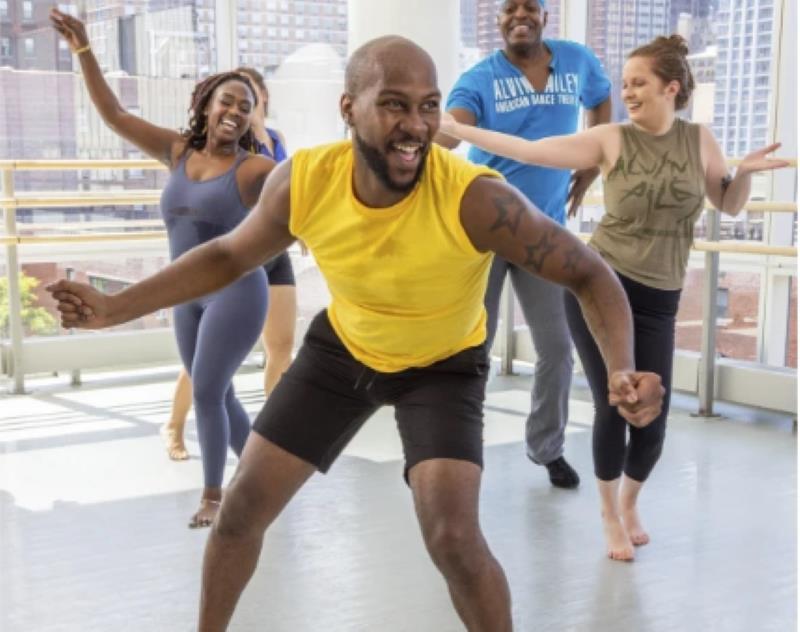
[439,0,611,489]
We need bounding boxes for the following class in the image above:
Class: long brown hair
[629,34,695,110]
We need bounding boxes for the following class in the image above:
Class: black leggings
[564,272,681,482]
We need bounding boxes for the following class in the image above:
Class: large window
[0,0,794,377]
[235,0,347,76]
[234,0,347,153]
[582,0,794,366]
[454,1,794,370]
[0,1,218,339]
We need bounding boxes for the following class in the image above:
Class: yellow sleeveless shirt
[289,141,502,372]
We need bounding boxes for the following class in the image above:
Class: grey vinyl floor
[0,364,796,632]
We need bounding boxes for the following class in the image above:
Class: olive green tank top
[589,118,705,290]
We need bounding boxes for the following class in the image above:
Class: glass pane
[675,264,704,354]
[9,247,172,338]
[586,0,776,157]
[233,0,348,150]
[693,207,769,245]
[1,0,219,231]
[716,269,761,362]
[676,265,764,362]
[235,0,347,75]
[1,1,217,166]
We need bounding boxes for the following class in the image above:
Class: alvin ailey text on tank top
[493,73,580,113]
[605,147,704,240]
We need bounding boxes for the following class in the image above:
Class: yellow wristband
[74,45,91,55]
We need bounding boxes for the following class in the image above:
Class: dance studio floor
[0,364,796,631]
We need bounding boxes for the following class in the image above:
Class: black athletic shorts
[263,252,295,286]
[252,310,489,478]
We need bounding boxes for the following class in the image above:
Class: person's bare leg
[619,474,649,546]
[410,459,512,632]
[262,286,296,396]
[199,433,315,632]
[162,368,192,460]
[597,478,634,561]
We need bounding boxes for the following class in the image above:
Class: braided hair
[181,71,259,155]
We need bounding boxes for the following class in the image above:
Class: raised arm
[461,176,663,426]
[700,125,790,217]
[50,8,183,166]
[48,160,295,328]
[440,112,614,172]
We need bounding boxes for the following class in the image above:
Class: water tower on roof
[267,43,346,152]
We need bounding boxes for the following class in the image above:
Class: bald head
[339,36,441,197]
[345,36,437,95]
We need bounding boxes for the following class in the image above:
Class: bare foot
[621,506,650,546]
[160,424,189,461]
[602,514,635,561]
[188,499,221,529]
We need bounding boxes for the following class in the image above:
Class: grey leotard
[161,150,268,487]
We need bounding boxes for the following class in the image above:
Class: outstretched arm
[461,177,663,426]
[433,107,476,150]
[48,160,296,328]
[50,8,182,165]
[440,112,613,172]
[566,97,612,218]
[701,126,790,217]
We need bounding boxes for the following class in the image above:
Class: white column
[561,0,588,44]
[759,0,797,366]
[214,0,236,72]
[347,0,460,95]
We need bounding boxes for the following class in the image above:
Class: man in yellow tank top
[48,36,665,632]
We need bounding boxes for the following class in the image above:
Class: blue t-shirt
[447,40,610,224]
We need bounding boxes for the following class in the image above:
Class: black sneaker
[544,456,580,489]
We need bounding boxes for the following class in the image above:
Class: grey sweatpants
[484,256,574,465]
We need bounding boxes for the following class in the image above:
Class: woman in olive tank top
[440,35,788,561]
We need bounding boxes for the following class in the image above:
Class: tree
[0,273,57,337]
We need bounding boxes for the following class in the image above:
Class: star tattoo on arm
[522,229,558,273]
[489,193,525,236]
[562,245,585,275]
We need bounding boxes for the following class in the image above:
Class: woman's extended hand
[49,8,90,53]
[737,143,791,176]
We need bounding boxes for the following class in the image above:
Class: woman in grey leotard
[51,9,276,528]
[164,68,299,461]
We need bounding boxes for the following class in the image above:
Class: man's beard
[353,132,428,194]
[508,39,537,56]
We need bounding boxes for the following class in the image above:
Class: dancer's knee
[213,478,269,540]
[423,520,486,581]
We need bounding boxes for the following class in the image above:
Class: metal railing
[2,159,797,415]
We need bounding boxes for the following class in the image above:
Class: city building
[236,0,347,75]
[588,0,672,121]
[712,0,774,157]
[461,0,478,48]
